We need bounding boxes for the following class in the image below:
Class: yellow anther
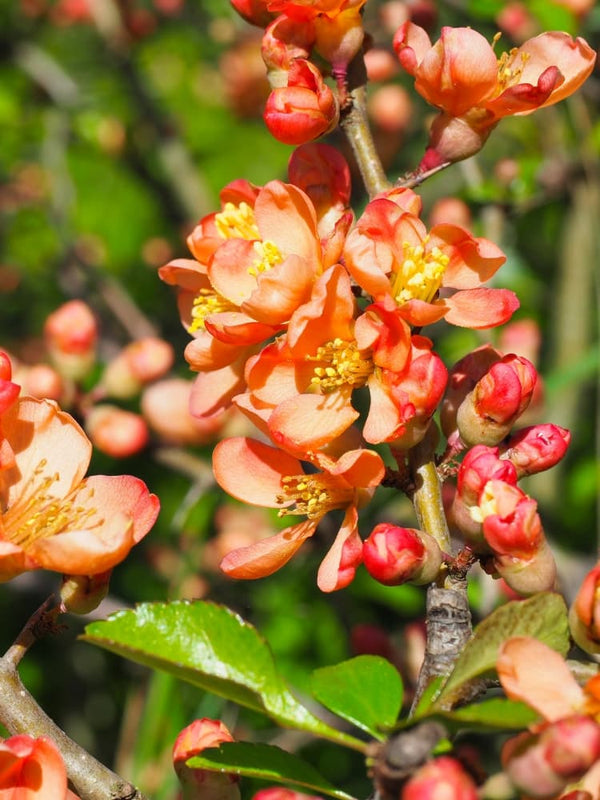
[188,289,236,334]
[308,339,373,393]
[276,473,351,519]
[214,201,260,240]
[391,238,449,305]
[248,240,283,278]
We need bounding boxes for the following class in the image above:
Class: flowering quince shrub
[1,1,599,800]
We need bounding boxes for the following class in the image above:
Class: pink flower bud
[428,197,471,229]
[503,717,600,798]
[364,48,400,83]
[363,524,442,586]
[401,756,478,800]
[368,84,413,134]
[173,719,240,800]
[44,300,97,381]
[476,480,543,558]
[86,405,149,458]
[102,337,174,399]
[441,345,502,439]
[21,363,65,403]
[263,60,339,146]
[141,378,225,445]
[252,790,324,800]
[500,424,570,478]
[0,351,20,415]
[569,561,600,655]
[456,354,538,447]
[418,112,495,171]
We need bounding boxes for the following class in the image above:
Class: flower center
[248,240,284,278]
[3,460,99,549]
[469,482,497,524]
[309,338,373,392]
[276,474,350,519]
[188,289,237,334]
[496,43,530,91]
[391,239,449,305]
[214,201,260,240]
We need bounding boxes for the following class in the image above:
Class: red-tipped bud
[569,561,600,655]
[21,363,65,403]
[230,0,274,27]
[102,337,174,399]
[363,524,442,586]
[141,378,225,445]
[44,300,97,381]
[401,756,478,800]
[456,355,538,447]
[252,790,324,800]
[0,351,20,415]
[86,405,149,458]
[263,60,339,146]
[418,111,495,171]
[60,570,112,615]
[364,48,400,83]
[262,16,315,83]
[313,6,365,70]
[173,719,239,800]
[441,345,502,439]
[500,424,570,478]
[368,84,413,134]
[474,480,543,558]
[503,717,600,798]
[429,197,471,229]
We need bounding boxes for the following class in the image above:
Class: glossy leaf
[82,601,365,750]
[188,742,357,800]
[310,656,403,738]
[433,592,569,707]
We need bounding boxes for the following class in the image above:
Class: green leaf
[434,593,569,707]
[436,698,540,731]
[310,656,403,739]
[82,601,364,751]
[188,742,357,800]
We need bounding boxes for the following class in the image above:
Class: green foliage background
[0,0,599,797]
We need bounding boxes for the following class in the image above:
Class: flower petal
[442,288,519,329]
[220,519,317,579]
[268,390,359,453]
[317,507,362,592]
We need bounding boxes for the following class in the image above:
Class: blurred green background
[0,0,599,797]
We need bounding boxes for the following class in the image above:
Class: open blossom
[0,734,79,799]
[497,638,600,798]
[343,197,517,330]
[393,24,596,167]
[0,393,159,581]
[213,437,384,591]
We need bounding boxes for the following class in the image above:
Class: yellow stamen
[309,338,373,393]
[276,473,351,519]
[3,460,100,549]
[214,201,260,240]
[391,237,449,305]
[583,674,600,721]
[248,240,283,278]
[469,483,498,524]
[496,47,530,91]
[188,288,236,334]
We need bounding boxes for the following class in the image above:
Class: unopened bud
[264,60,339,146]
[0,351,20,415]
[441,345,501,439]
[492,537,557,596]
[86,405,149,458]
[569,561,600,655]
[44,300,97,381]
[262,16,315,81]
[102,337,174,399]
[456,355,537,447]
[500,424,570,478]
[503,717,600,798]
[21,363,65,403]
[401,755,478,800]
[363,524,442,586]
[173,719,240,800]
[141,378,224,445]
[252,790,324,800]
[60,570,112,615]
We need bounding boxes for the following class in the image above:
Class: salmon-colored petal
[205,312,282,346]
[485,66,562,118]
[363,373,411,444]
[27,513,135,575]
[396,298,448,327]
[79,475,159,543]
[442,288,519,328]
[0,540,27,582]
[430,225,506,288]
[327,447,385,488]
[209,239,260,306]
[220,519,317,579]
[243,254,316,325]
[268,390,359,453]
[158,258,209,290]
[189,361,246,418]
[356,300,411,373]
[0,736,68,798]
[393,20,433,75]
[1,398,91,512]
[254,181,320,264]
[497,637,584,722]
[184,333,241,371]
[213,437,302,507]
[317,507,362,592]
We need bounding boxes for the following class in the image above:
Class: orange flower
[394,24,596,166]
[0,734,78,799]
[343,199,515,329]
[213,437,384,591]
[0,395,159,582]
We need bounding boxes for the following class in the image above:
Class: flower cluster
[160,138,574,593]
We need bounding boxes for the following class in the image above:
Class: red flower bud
[263,60,339,146]
[401,756,478,800]
[102,337,174,399]
[475,480,543,558]
[262,16,315,78]
[569,561,600,655]
[503,717,600,798]
[173,719,240,800]
[0,351,20,416]
[456,354,538,447]
[500,424,570,478]
[363,524,442,586]
[44,300,97,381]
[253,790,323,800]
[86,405,150,458]
[441,345,501,439]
